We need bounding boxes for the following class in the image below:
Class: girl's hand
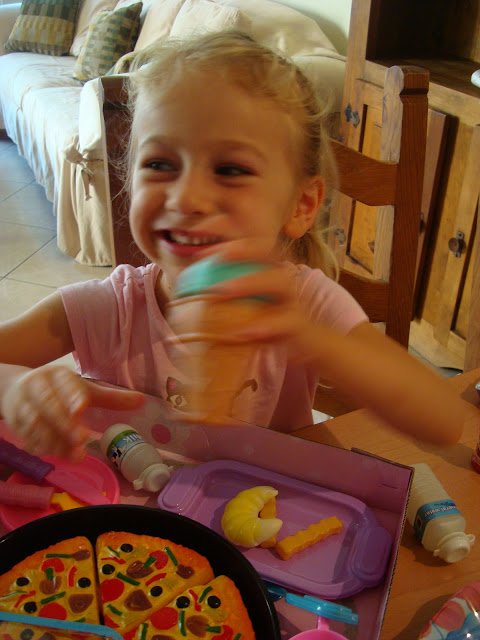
[199,239,319,360]
[1,365,145,460]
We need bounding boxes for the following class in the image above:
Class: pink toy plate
[157,460,392,599]
[0,455,120,531]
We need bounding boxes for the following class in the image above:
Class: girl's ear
[283,176,325,239]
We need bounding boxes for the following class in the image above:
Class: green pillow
[5,0,82,56]
[72,2,142,82]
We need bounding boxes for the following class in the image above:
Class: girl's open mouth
[164,230,223,246]
[158,230,223,256]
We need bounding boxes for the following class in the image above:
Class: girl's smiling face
[129,74,308,297]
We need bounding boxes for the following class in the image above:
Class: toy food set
[158,460,392,600]
[100,424,173,492]
[0,439,111,505]
[0,454,120,531]
[0,376,414,640]
[0,505,277,639]
[418,581,480,639]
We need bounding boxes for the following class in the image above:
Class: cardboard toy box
[0,386,413,640]
[80,388,413,640]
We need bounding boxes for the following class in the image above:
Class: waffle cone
[166,295,260,424]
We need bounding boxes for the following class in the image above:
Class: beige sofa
[0,0,351,266]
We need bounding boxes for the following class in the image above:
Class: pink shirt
[60,263,367,432]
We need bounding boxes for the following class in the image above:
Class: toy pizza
[96,531,214,634]
[0,536,98,624]
[129,575,255,640]
[0,533,256,640]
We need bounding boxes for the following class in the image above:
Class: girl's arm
[312,321,466,446]
[198,253,473,446]
[0,292,144,458]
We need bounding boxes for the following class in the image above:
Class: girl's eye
[216,164,251,177]
[145,160,176,172]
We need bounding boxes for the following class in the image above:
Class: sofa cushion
[134,0,185,51]
[0,52,80,117]
[70,0,118,56]
[72,1,142,81]
[5,0,82,56]
[215,0,337,57]
[170,0,251,39]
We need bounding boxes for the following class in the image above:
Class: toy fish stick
[260,496,278,548]
[275,515,343,560]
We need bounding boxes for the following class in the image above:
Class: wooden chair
[314,65,429,415]
[100,66,430,414]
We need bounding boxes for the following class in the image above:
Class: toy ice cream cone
[165,258,267,424]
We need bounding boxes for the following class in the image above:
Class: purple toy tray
[157,460,392,599]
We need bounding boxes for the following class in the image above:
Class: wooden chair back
[330,65,429,349]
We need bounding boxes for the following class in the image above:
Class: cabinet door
[415,124,480,369]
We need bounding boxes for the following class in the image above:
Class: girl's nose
[166,169,214,217]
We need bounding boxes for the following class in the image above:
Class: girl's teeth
[169,232,220,245]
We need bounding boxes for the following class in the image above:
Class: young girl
[0,32,473,459]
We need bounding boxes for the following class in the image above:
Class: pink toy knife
[0,438,110,505]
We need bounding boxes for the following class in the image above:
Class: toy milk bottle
[406,462,475,562]
[166,257,267,424]
[100,424,172,492]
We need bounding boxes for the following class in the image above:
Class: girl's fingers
[4,365,145,460]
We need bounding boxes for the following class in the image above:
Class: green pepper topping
[140,622,148,640]
[116,572,140,586]
[45,554,71,558]
[143,556,156,568]
[164,547,178,566]
[0,591,25,599]
[75,618,86,623]
[179,610,186,636]
[45,567,54,581]
[206,627,222,633]
[233,634,242,640]
[40,591,66,605]
[106,604,123,616]
[107,546,120,558]
[199,586,212,602]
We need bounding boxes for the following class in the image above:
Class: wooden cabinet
[336,0,480,371]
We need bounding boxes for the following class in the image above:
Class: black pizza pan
[0,504,281,639]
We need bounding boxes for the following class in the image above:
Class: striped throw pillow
[5,0,81,56]
[72,2,142,82]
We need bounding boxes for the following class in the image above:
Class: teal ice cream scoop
[174,256,269,298]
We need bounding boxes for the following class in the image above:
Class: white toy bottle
[100,424,173,492]
[406,463,475,562]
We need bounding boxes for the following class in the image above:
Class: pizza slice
[96,532,214,634]
[130,575,255,640]
[0,536,99,625]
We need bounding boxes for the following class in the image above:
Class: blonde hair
[124,31,338,278]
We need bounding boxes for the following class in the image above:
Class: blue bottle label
[106,430,143,470]
[413,499,461,540]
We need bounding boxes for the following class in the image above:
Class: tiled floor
[0,138,113,369]
[0,137,459,380]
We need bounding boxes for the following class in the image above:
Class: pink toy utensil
[0,438,110,505]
